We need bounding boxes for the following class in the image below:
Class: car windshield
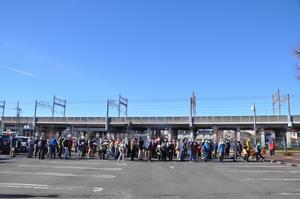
[20,138,28,142]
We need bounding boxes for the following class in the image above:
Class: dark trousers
[256,152,264,161]
[101,149,106,160]
[39,147,46,159]
[50,145,56,159]
[130,149,136,160]
[58,147,63,158]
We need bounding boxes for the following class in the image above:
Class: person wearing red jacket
[269,139,276,162]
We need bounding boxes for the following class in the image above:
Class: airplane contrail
[0,65,38,78]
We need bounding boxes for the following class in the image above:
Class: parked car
[15,136,30,153]
[0,135,11,154]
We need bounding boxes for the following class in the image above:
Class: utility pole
[0,100,5,132]
[272,89,292,125]
[287,94,291,117]
[33,100,53,134]
[33,100,37,134]
[106,99,119,131]
[280,94,292,127]
[251,102,257,144]
[189,92,196,139]
[52,96,67,117]
[118,94,128,118]
[280,94,291,117]
[272,89,281,115]
[15,102,22,135]
[192,92,196,116]
[190,92,196,117]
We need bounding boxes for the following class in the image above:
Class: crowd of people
[8,133,277,162]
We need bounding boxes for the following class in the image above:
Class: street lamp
[251,103,257,144]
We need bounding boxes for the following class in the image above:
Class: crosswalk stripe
[18,165,122,171]
[245,178,300,181]
[0,171,116,178]
[44,161,127,166]
[0,183,103,192]
[228,170,300,173]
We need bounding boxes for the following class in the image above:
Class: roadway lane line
[0,183,48,187]
[228,170,300,173]
[245,178,300,181]
[213,165,291,168]
[18,165,122,171]
[0,171,116,178]
[93,187,103,192]
[280,193,300,196]
[44,161,127,166]
[0,183,103,192]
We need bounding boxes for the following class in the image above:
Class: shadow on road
[0,194,59,198]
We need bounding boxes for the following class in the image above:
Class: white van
[15,136,30,153]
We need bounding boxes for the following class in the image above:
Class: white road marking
[228,170,300,173]
[46,161,127,166]
[93,187,104,192]
[18,165,122,171]
[245,178,300,181]
[94,175,116,179]
[280,193,300,196]
[170,166,175,170]
[214,165,290,168]
[0,171,116,178]
[0,183,100,192]
[0,183,48,187]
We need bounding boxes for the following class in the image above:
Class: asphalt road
[0,155,300,199]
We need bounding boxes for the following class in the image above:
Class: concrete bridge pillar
[172,130,178,141]
[213,126,219,142]
[235,128,241,141]
[168,128,172,141]
[260,131,266,148]
[106,132,111,140]
[189,128,196,140]
[286,131,291,148]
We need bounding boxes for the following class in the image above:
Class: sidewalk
[265,151,300,166]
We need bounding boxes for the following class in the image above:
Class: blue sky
[1,0,300,117]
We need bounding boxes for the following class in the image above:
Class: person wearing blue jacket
[49,135,58,159]
[203,140,210,162]
[218,140,226,162]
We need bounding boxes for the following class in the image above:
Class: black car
[0,135,10,154]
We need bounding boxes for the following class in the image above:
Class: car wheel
[21,146,27,153]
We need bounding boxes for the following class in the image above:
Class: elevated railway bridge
[1,115,299,147]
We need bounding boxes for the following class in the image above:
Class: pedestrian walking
[203,140,210,162]
[138,137,144,160]
[130,138,137,161]
[117,141,125,162]
[9,134,17,157]
[232,140,238,162]
[218,140,225,162]
[49,135,57,159]
[269,139,276,162]
[255,142,265,161]
[244,139,251,162]
[38,134,47,160]
[27,136,35,158]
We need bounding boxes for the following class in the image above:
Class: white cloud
[0,65,38,78]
